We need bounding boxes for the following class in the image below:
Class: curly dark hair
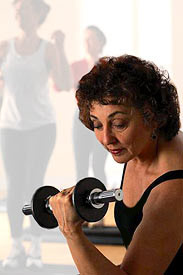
[76,54,180,141]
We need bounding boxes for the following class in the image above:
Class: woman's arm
[49,187,127,275]
[121,178,183,274]
[45,30,72,91]
[49,179,183,275]
[67,229,127,275]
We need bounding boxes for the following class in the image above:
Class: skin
[50,102,183,274]
[0,0,72,91]
[90,103,157,164]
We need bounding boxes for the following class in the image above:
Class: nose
[100,126,117,147]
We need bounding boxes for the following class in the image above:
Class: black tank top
[114,164,183,274]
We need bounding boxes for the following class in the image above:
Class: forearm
[66,229,126,275]
[49,188,126,274]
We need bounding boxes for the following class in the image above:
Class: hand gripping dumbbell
[22,177,123,229]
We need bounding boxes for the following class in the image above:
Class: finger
[60,189,68,196]
[60,186,75,196]
[49,193,65,227]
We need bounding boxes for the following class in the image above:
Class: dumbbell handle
[22,204,33,215]
[22,188,122,215]
[88,188,122,207]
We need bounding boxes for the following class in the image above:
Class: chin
[112,155,127,164]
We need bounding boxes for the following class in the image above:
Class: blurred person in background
[0,0,71,270]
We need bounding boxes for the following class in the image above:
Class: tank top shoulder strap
[8,38,47,57]
[120,163,127,189]
[138,170,183,208]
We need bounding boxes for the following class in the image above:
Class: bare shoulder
[147,137,183,214]
[144,175,183,240]
[147,176,183,214]
[144,131,183,248]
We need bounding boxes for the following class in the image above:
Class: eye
[91,120,103,130]
[113,123,126,129]
[93,124,103,130]
[111,120,128,130]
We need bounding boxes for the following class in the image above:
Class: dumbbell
[22,177,123,229]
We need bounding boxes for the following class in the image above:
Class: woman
[0,0,71,269]
[50,54,183,274]
[71,26,108,202]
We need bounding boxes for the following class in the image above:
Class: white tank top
[0,39,56,130]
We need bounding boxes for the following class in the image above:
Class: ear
[142,107,160,132]
[143,107,155,124]
[143,107,167,130]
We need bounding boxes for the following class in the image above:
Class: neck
[17,29,39,43]
[132,137,160,170]
[15,31,40,55]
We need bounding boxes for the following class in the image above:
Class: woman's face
[90,103,154,164]
[14,0,40,32]
[84,29,104,56]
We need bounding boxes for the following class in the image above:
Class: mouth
[108,148,125,156]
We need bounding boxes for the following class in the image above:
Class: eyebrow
[90,111,129,120]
